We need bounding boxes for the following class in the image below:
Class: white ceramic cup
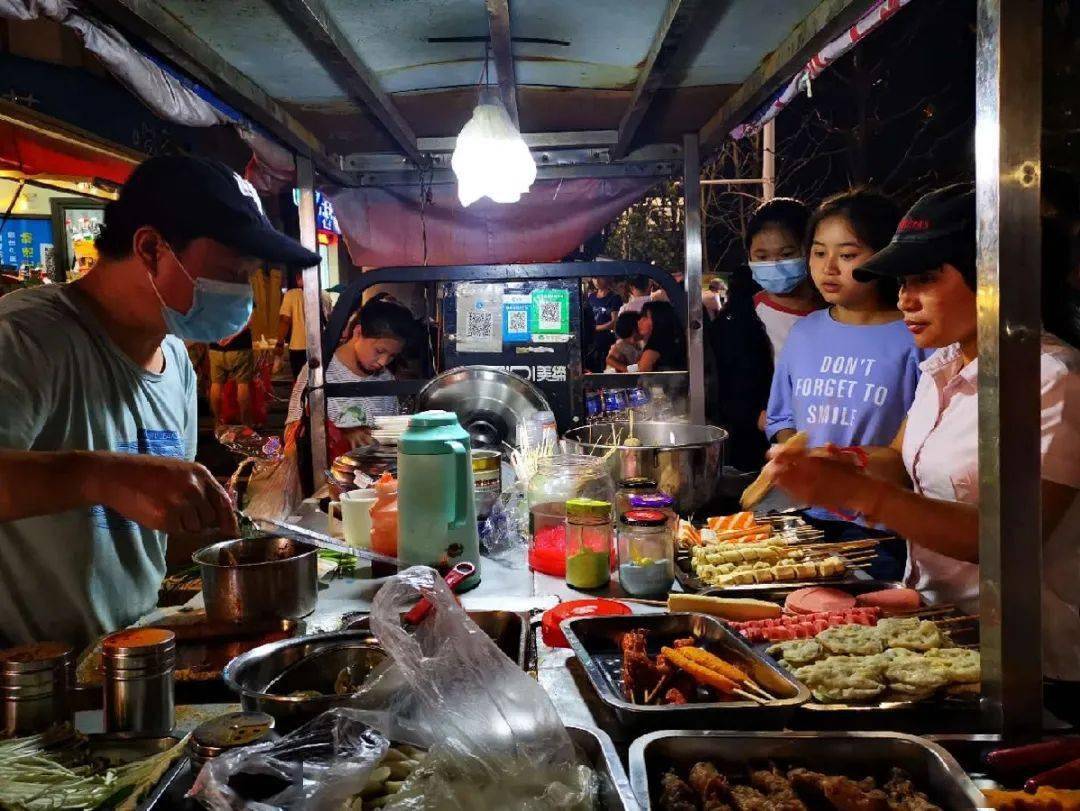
[330,488,377,551]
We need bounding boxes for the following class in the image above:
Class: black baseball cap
[854,184,975,282]
[105,155,322,267]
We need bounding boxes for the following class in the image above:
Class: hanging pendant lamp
[451,88,536,207]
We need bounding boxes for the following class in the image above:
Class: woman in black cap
[766,184,1080,719]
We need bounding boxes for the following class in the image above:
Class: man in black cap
[0,155,321,647]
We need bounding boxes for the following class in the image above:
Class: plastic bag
[479,483,529,560]
[189,708,388,811]
[347,566,596,810]
[231,454,302,524]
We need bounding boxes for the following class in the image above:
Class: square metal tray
[139,725,637,810]
[628,730,985,810]
[561,612,809,731]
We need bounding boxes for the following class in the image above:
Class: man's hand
[92,454,239,537]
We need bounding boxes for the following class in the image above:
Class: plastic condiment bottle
[370,472,399,575]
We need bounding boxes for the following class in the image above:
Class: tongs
[241,512,402,568]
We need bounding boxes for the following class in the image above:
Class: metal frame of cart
[61,0,1047,736]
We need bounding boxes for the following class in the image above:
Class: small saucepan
[193,535,318,624]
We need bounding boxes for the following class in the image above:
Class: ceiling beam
[612,0,700,161]
[484,0,519,127]
[266,0,424,165]
[82,0,350,184]
[698,0,881,148]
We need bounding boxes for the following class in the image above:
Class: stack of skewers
[688,539,879,588]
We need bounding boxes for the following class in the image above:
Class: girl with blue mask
[745,197,823,358]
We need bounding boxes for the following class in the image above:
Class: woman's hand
[767,453,883,517]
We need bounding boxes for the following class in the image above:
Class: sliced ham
[784,586,857,615]
[855,587,922,615]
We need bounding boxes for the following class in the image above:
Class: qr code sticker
[465,310,494,338]
[538,300,562,329]
[507,309,528,334]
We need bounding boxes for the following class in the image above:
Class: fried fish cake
[817,624,884,657]
[767,639,824,667]
[924,647,981,683]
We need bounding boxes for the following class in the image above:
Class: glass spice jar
[617,508,675,598]
[628,491,677,532]
[528,455,614,576]
[615,477,657,522]
[564,497,613,590]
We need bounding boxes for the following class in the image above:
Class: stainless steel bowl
[223,631,386,731]
[563,421,727,513]
[193,536,318,624]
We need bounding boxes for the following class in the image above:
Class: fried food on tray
[765,620,980,705]
[690,761,733,807]
[621,630,661,701]
[660,763,942,811]
[983,786,1080,810]
[619,630,775,705]
[661,770,700,811]
[817,624,885,657]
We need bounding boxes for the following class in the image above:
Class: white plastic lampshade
[451,98,537,207]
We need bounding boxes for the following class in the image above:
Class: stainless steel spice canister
[102,628,176,736]
[0,642,73,736]
[188,711,276,768]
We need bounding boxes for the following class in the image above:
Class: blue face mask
[149,247,253,343]
[749,257,808,295]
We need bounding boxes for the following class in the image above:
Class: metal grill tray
[628,730,985,811]
[561,612,809,731]
[674,546,891,594]
[751,613,982,729]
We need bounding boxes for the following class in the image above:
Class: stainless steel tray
[139,726,636,810]
[566,725,638,810]
[342,609,529,669]
[561,613,809,731]
[674,548,888,595]
[629,730,985,811]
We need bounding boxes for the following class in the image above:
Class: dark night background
[617,0,1080,275]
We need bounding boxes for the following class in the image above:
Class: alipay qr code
[538,300,562,329]
[465,309,494,338]
[507,309,528,334]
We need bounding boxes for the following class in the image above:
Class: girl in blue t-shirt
[765,189,927,577]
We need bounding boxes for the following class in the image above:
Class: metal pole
[761,119,776,201]
[974,0,1043,737]
[296,155,328,483]
[683,133,706,424]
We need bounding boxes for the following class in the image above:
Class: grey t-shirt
[0,285,197,648]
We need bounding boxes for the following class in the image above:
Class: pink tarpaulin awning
[328,177,658,267]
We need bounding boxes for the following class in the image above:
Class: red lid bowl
[541,598,631,648]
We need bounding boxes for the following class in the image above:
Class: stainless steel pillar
[683,132,706,424]
[296,155,328,482]
[974,0,1043,737]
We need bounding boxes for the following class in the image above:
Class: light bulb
[451,98,536,207]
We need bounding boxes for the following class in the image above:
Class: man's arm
[275,314,292,354]
[0,449,238,536]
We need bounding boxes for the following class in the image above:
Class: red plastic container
[541,598,631,648]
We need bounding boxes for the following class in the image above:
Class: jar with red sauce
[527,454,613,576]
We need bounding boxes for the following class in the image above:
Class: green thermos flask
[396,410,481,589]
